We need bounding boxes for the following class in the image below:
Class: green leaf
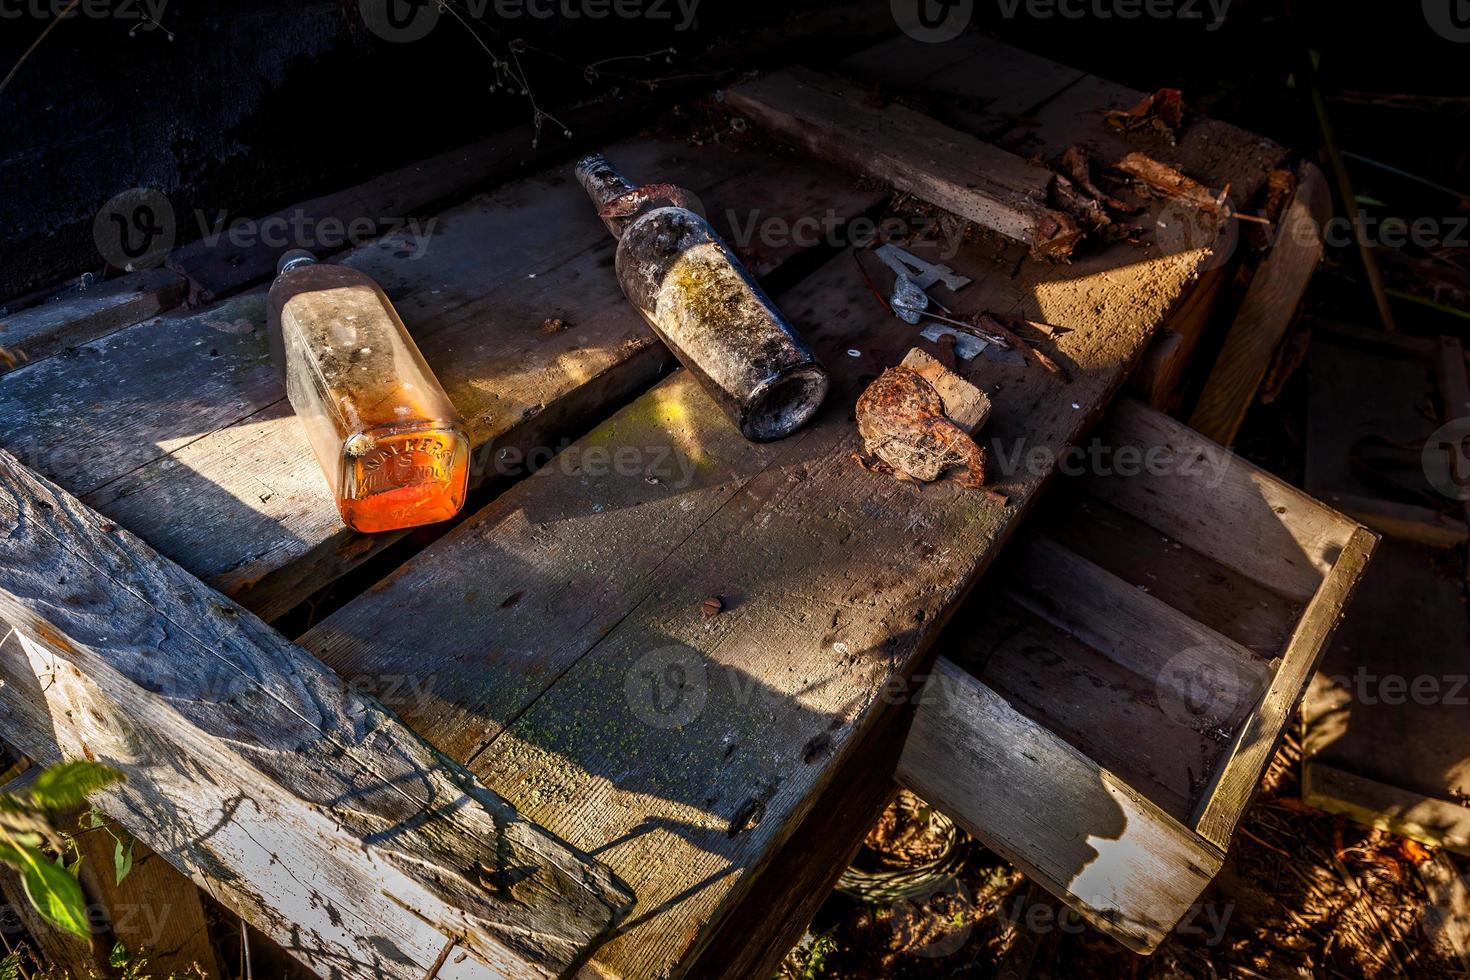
[0,952,19,980]
[1,838,90,938]
[109,941,130,968]
[114,836,134,885]
[28,762,124,812]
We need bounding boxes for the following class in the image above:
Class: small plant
[0,761,124,939]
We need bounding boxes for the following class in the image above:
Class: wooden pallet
[1301,323,1470,854]
[0,32,1361,978]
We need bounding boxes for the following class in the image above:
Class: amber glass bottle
[267,251,468,533]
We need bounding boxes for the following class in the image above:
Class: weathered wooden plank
[838,34,1087,141]
[1312,490,1468,548]
[1037,490,1303,656]
[897,657,1222,955]
[1303,763,1470,857]
[727,68,1083,257]
[301,172,1211,972]
[1302,537,1470,854]
[0,450,633,980]
[0,139,882,622]
[1190,162,1332,445]
[966,598,1221,822]
[1003,534,1272,730]
[1192,525,1376,848]
[1082,399,1357,601]
[0,269,186,375]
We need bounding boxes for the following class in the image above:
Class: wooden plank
[1189,162,1332,445]
[0,139,883,622]
[1003,535,1273,731]
[727,68,1083,257]
[1085,399,1359,602]
[970,599,1223,822]
[0,269,186,375]
[1304,764,1470,856]
[1419,852,1470,969]
[1192,525,1376,848]
[1037,490,1304,656]
[1304,318,1448,511]
[897,657,1223,955]
[0,450,633,980]
[1301,538,1470,853]
[300,165,1210,972]
[1312,490,1468,548]
[1131,220,1237,410]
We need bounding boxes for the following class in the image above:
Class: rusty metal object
[576,152,829,442]
[855,366,990,490]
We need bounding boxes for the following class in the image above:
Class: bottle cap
[277,249,317,275]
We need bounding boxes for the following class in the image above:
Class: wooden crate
[899,399,1376,953]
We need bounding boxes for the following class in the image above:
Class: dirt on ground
[782,740,1469,980]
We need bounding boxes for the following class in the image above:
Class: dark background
[2,0,1466,311]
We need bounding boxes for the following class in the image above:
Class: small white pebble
[847,349,862,358]
[1071,402,1081,410]
[834,641,850,655]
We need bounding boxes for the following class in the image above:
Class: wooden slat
[0,450,632,980]
[727,68,1082,257]
[1192,525,1376,848]
[1003,534,1272,731]
[1190,162,1332,445]
[1304,763,1470,856]
[972,599,1222,822]
[1037,490,1304,656]
[1313,490,1468,548]
[0,139,883,622]
[1085,399,1359,602]
[897,657,1223,955]
[0,269,186,375]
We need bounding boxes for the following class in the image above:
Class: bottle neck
[575,153,640,240]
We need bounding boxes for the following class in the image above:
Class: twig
[1282,0,1397,332]
[1324,845,1410,977]
[421,937,457,980]
[0,0,79,100]
[889,304,1009,349]
[976,313,1072,383]
[1239,824,1292,858]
